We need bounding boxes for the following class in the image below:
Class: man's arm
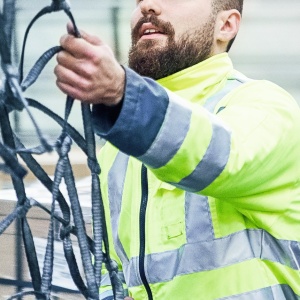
[55,26,300,202]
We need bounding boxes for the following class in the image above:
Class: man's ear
[215,9,241,44]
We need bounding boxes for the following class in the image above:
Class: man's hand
[124,298,134,300]
[55,23,125,105]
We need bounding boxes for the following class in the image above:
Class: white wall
[231,0,300,102]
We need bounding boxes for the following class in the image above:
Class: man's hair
[212,0,244,51]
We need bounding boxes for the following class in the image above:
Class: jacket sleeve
[92,67,300,200]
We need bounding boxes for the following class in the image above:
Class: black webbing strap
[0,0,125,299]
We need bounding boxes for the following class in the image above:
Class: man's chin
[135,38,167,50]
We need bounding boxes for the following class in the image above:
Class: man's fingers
[55,64,90,98]
[59,33,104,60]
[55,64,78,86]
[56,50,93,78]
[55,79,90,102]
[59,34,88,59]
[80,29,103,46]
[66,22,76,35]
[56,50,75,69]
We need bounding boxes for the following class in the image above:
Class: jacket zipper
[139,165,153,300]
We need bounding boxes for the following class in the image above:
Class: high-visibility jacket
[93,53,300,299]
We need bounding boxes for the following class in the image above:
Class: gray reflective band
[100,289,114,299]
[101,273,112,286]
[173,113,231,192]
[219,284,300,300]
[125,229,300,287]
[101,272,125,286]
[204,79,245,113]
[138,91,192,169]
[185,194,214,243]
[108,151,130,263]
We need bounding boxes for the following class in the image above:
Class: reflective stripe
[100,289,114,300]
[204,79,245,113]
[172,113,231,192]
[219,284,300,300]
[125,229,300,287]
[185,193,214,243]
[108,151,130,264]
[101,273,112,286]
[101,272,125,286]
[138,90,192,169]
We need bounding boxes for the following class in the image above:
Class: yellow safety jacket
[93,53,300,299]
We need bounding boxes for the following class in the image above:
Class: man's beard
[128,15,216,80]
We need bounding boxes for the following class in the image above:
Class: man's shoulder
[226,75,298,108]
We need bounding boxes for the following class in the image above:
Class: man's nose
[139,0,162,16]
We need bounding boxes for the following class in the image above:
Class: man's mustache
[131,15,175,44]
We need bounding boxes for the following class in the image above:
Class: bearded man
[55,0,300,299]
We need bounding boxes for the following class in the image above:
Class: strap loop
[59,223,73,240]
[51,0,71,12]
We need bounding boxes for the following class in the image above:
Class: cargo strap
[0,1,123,299]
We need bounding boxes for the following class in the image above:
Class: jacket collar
[157,53,234,105]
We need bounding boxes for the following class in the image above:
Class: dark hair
[212,0,244,51]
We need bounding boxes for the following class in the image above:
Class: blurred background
[0,0,300,299]
[3,0,300,140]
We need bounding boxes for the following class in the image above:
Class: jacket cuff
[92,66,169,157]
